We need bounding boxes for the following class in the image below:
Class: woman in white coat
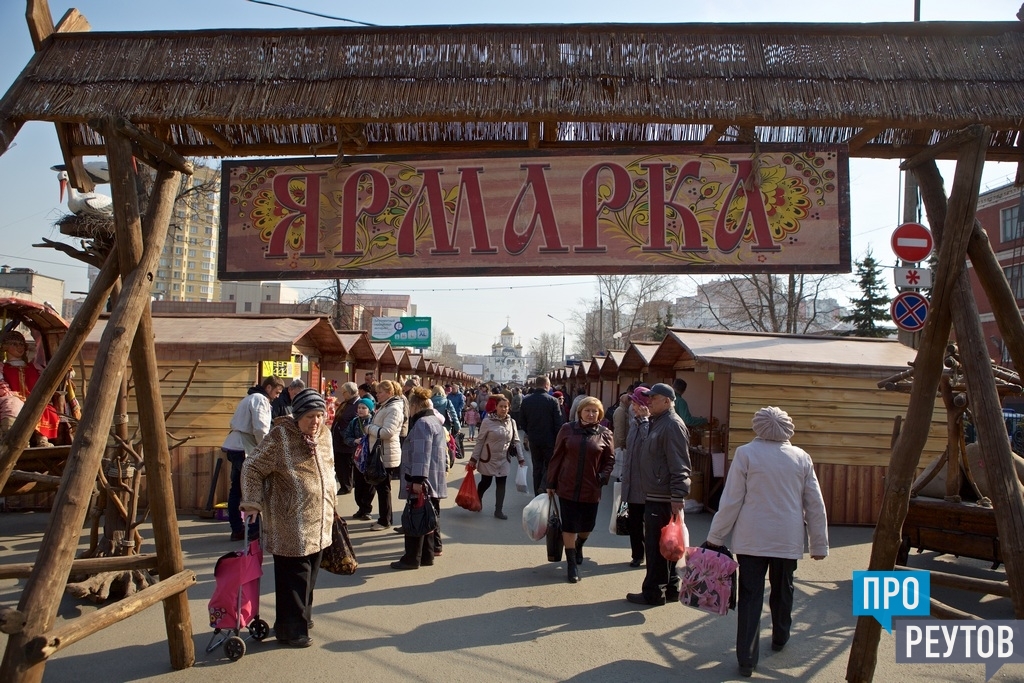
[468,396,524,519]
[362,379,406,530]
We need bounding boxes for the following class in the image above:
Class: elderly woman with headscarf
[240,389,336,648]
[546,396,614,584]
[705,406,829,678]
[391,387,449,570]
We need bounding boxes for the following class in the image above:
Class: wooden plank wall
[727,371,947,525]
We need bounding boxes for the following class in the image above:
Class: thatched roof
[2,21,1024,165]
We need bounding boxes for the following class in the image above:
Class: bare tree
[428,328,463,371]
[300,278,361,330]
[528,332,561,373]
[570,275,678,356]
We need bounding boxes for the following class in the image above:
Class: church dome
[501,324,514,335]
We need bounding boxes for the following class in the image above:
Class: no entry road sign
[891,291,930,332]
[891,222,934,263]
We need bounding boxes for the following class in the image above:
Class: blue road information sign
[890,291,930,332]
[852,570,931,633]
[895,619,1024,680]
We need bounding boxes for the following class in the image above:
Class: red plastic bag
[659,511,689,562]
[455,466,482,512]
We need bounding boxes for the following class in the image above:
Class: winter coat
[367,395,404,468]
[707,437,829,559]
[470,414,522,477]
[343,415,370,448]
[431,394,461,433]
[240,416,336,557]
[331,396,360,457]
[639,409,691,503]
[621,412,648,505]
[448,390,465,416]
[464,409,480,426]
[398,410,449,500]
[519,390,564,449]
[222,387,273,455]
[612,401,630,450]
[547,421,615,504]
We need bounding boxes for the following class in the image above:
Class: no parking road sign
[891,291,930,332]
[891,222,934,263]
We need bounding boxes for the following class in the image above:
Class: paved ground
[2,453,1022,682]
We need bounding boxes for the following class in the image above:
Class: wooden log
[899,125,987,170]
[106,128,195,670]
[0,134,173,683]
[930,597,983,621]
[53,8,89,34]
[8,471,62,486]
[967,221,1024,375]
[846,128,990,683]
[0,246,119,495]
[0,609,27,636]
[0,554,160,581]
[896,565,1011,597]
[22,570,195,664]
[940,379,963,501]
[90,118,193,176]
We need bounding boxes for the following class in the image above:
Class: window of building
[203,250,213,258]
[157,270,168,278]
[1001,205,1022,242]
[200,274,212,281]
[266,294,272,301]
[173,271,181,279]
[206,227,214,235]
[155,282,165,290]
[186,285,194,293]
[200,286,210,294]
[1005,264,1024,300]
[173,283,180,291]
[229,294,235,301]
[188,261,196,269]
[187,274,195,281]
[174,247,183,255]
[244,302,252,312]
[188,249,197,257]
[190,226,198,234]
[159,258,169,267]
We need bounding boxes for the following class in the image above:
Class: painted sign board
[219,146,850,280]
[894,266,932,289]
[261,360,302,378]
[371,316,432,348]
[891,222,934,263]
[890,292,930,332]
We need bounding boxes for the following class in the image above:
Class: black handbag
[321,515,358,575]
[545,494,563,562]
[614,501,630,536]
[401,486,438,537]
[363,439,388,485]
[506,422,520,462]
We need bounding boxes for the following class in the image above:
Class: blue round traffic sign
[890,291,930,332]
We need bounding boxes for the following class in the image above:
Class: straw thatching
[2,21,1023,163]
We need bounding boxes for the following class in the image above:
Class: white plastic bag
[515,464,529,493]
[608,481,622,534]
[522,492,551,541]
[611,447,624,480]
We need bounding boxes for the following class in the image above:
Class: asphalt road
[1,451,1022,682]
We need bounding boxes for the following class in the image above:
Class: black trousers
[736,555,797,669]
[272,549,323,640]
[334,450,354,495]
[627,502,645,562]
[477,475,507,513]
[353,466,398,525]
[530,442,554,495]
[641,501,679,601]
[401,497,441,566]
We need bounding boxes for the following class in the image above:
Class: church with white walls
[477,320,531,384]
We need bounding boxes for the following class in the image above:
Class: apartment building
[153,164,221,302]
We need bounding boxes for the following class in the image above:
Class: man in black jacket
[272,378,305,418]
[519,376,564,495]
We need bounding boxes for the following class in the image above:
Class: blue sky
[0,1,1020,354]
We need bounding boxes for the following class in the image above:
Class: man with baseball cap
[626,382,691,607]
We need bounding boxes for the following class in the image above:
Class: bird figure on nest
[55,170,113,217]
[50,160,110,185]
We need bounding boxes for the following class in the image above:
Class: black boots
[575,537,587,565]
[567,553,580,583]
[494,482,507,519]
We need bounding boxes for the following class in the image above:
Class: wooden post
[105,126,194,669]
[846,128,990,683]
[966,221,1024,373]
[0,133,175,683]
[0,245,120,493]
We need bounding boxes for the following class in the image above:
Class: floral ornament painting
[677,546,739,616]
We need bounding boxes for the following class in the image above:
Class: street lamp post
[547,314,566,369]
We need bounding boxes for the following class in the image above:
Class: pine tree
[840,250,894,337]
[651,309,674,341]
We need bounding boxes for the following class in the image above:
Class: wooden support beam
[105,127,194,671]
[930,597,983,621]
[542,120,558,143]
[528,122,540,149]
[846,128,990,683]
[0,246,119,494]
[1,609,27,636]
[193,125,234,152]
[964,219,1024,375]
[53,8,89,33]
[0,554,160,581]
[703,124,726,146]
[900,125,985,170]
[22,570,195,664]
[25,0,54,51]
[846,125,885,153]
[0,128,174,683]
[89,118,194,176]
[897,565,1012,597]
[8,471,62,486]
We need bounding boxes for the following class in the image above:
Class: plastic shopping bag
[455,465,482,512]
[515,465,529,493]
[677,545,739,616]
[522,492,551,541]
[659,511,689,562]
[608,481,622,534]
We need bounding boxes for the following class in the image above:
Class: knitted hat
[356,397,375,412]
[649,383,676,400]
[631,386,652,407]
[752,406,795,441]
[291,388,326,419]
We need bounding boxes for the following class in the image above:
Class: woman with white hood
[705,406,829,678]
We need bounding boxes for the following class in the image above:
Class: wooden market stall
[1,3,1024,681]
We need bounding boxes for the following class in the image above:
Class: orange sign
[220,146,849,279]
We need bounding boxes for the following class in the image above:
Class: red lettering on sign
[398,168,453,256]
[336,170,390,257]
[714,160,780,254]
[578,163,631,253]
[504,164,569,255]
[266,173,327,258]
[455,167,498,255]
[642,160,708,253]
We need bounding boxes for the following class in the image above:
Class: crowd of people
[221,371,829,677]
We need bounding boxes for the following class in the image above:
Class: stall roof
[335,331,377,364]
[619,342,661,373]
[372,342,397,369]
[663,328,918,378]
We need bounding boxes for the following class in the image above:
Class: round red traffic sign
[891,222,934,263]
